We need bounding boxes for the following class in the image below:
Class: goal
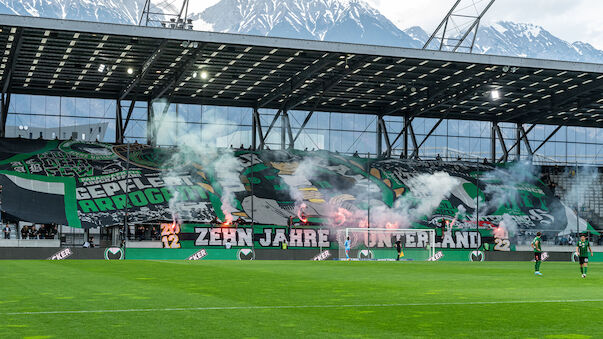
[338,228,436,261]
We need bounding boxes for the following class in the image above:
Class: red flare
[222,213,233,227]
[297,203,308,224]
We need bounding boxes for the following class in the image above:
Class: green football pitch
[1,260,601,338]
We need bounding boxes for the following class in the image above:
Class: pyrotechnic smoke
[358,171,461,229]
[563,166,600,209]
[449,205,467,229]
[478,160,540,216]
[494,213,518,238]
[152,102,243,223]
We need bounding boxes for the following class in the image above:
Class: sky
[366,0,603,49]
[188,0,603,50]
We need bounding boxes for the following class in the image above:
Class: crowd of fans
[18,224,58,239]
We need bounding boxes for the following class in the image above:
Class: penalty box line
[4,299,603,316]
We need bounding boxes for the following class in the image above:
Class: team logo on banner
[237,248,254,260]
[48,248,73,260]
[358,249,374,260]
[104,247,124,260]
[469,250,485,262]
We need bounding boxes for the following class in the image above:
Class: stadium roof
[0,14,602,128]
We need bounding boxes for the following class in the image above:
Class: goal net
[338,228,435,261]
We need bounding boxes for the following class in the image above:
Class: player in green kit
[576,233,593,278]
[531,232,543,276]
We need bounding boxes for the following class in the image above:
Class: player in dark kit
[576,233,593,278]
[531,232,543,276]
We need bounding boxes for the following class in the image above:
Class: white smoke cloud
[152,102,243,223]
[563,166,600,209]
[478,160,540,216]
[494,213,518,238]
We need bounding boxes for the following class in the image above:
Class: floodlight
[491,90,500,100]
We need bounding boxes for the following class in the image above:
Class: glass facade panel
[1,94,601,164]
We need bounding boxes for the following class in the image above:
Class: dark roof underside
[0,14,602,127]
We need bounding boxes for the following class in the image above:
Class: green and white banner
[0,139,593,247]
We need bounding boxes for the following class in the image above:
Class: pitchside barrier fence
[1,223,602,261]
[1,246,602,262]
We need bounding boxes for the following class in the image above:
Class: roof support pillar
[520,124,534,158]
[376,116,383,157]
[403,115,409,159]
[122,99,137,134]
[147,100,154,145]
[494,122,508,163]
[411,118,444,159]
[390,115,412,159]
[377,116,391,157]
[116,99,124,143]
[409,123,419,159]
[293,111,314,144]
[259,109,281,150]
[490,122,496,163]
[533,125,563,154]
[515,123,521,160]
[0,92,10,138]
[252,108,259,151]
[281,110,290,150]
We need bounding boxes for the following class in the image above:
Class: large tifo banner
[0,138,593,246]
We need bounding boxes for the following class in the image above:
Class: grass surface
[0,260,601,338]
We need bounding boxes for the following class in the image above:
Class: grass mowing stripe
[5,299,603,315]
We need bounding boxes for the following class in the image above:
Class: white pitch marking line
[4,299,603,316]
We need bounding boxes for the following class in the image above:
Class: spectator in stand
[435,154,442,161]
[151,227,160,240]
[51,224,58,239]
[38,225,47,239]
[20,226,28,239]
[137,226,146,241]
[3,224,10,239]
[89,236,95,248]
[28,226,37,239]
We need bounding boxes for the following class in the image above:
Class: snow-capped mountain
[1,0,602,64]
[193,0,421,48]
[0,0,142,25]
[406,22,603,64]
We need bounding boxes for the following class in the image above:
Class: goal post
[338,228,436,261]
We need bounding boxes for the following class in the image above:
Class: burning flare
[297,203,308,224]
